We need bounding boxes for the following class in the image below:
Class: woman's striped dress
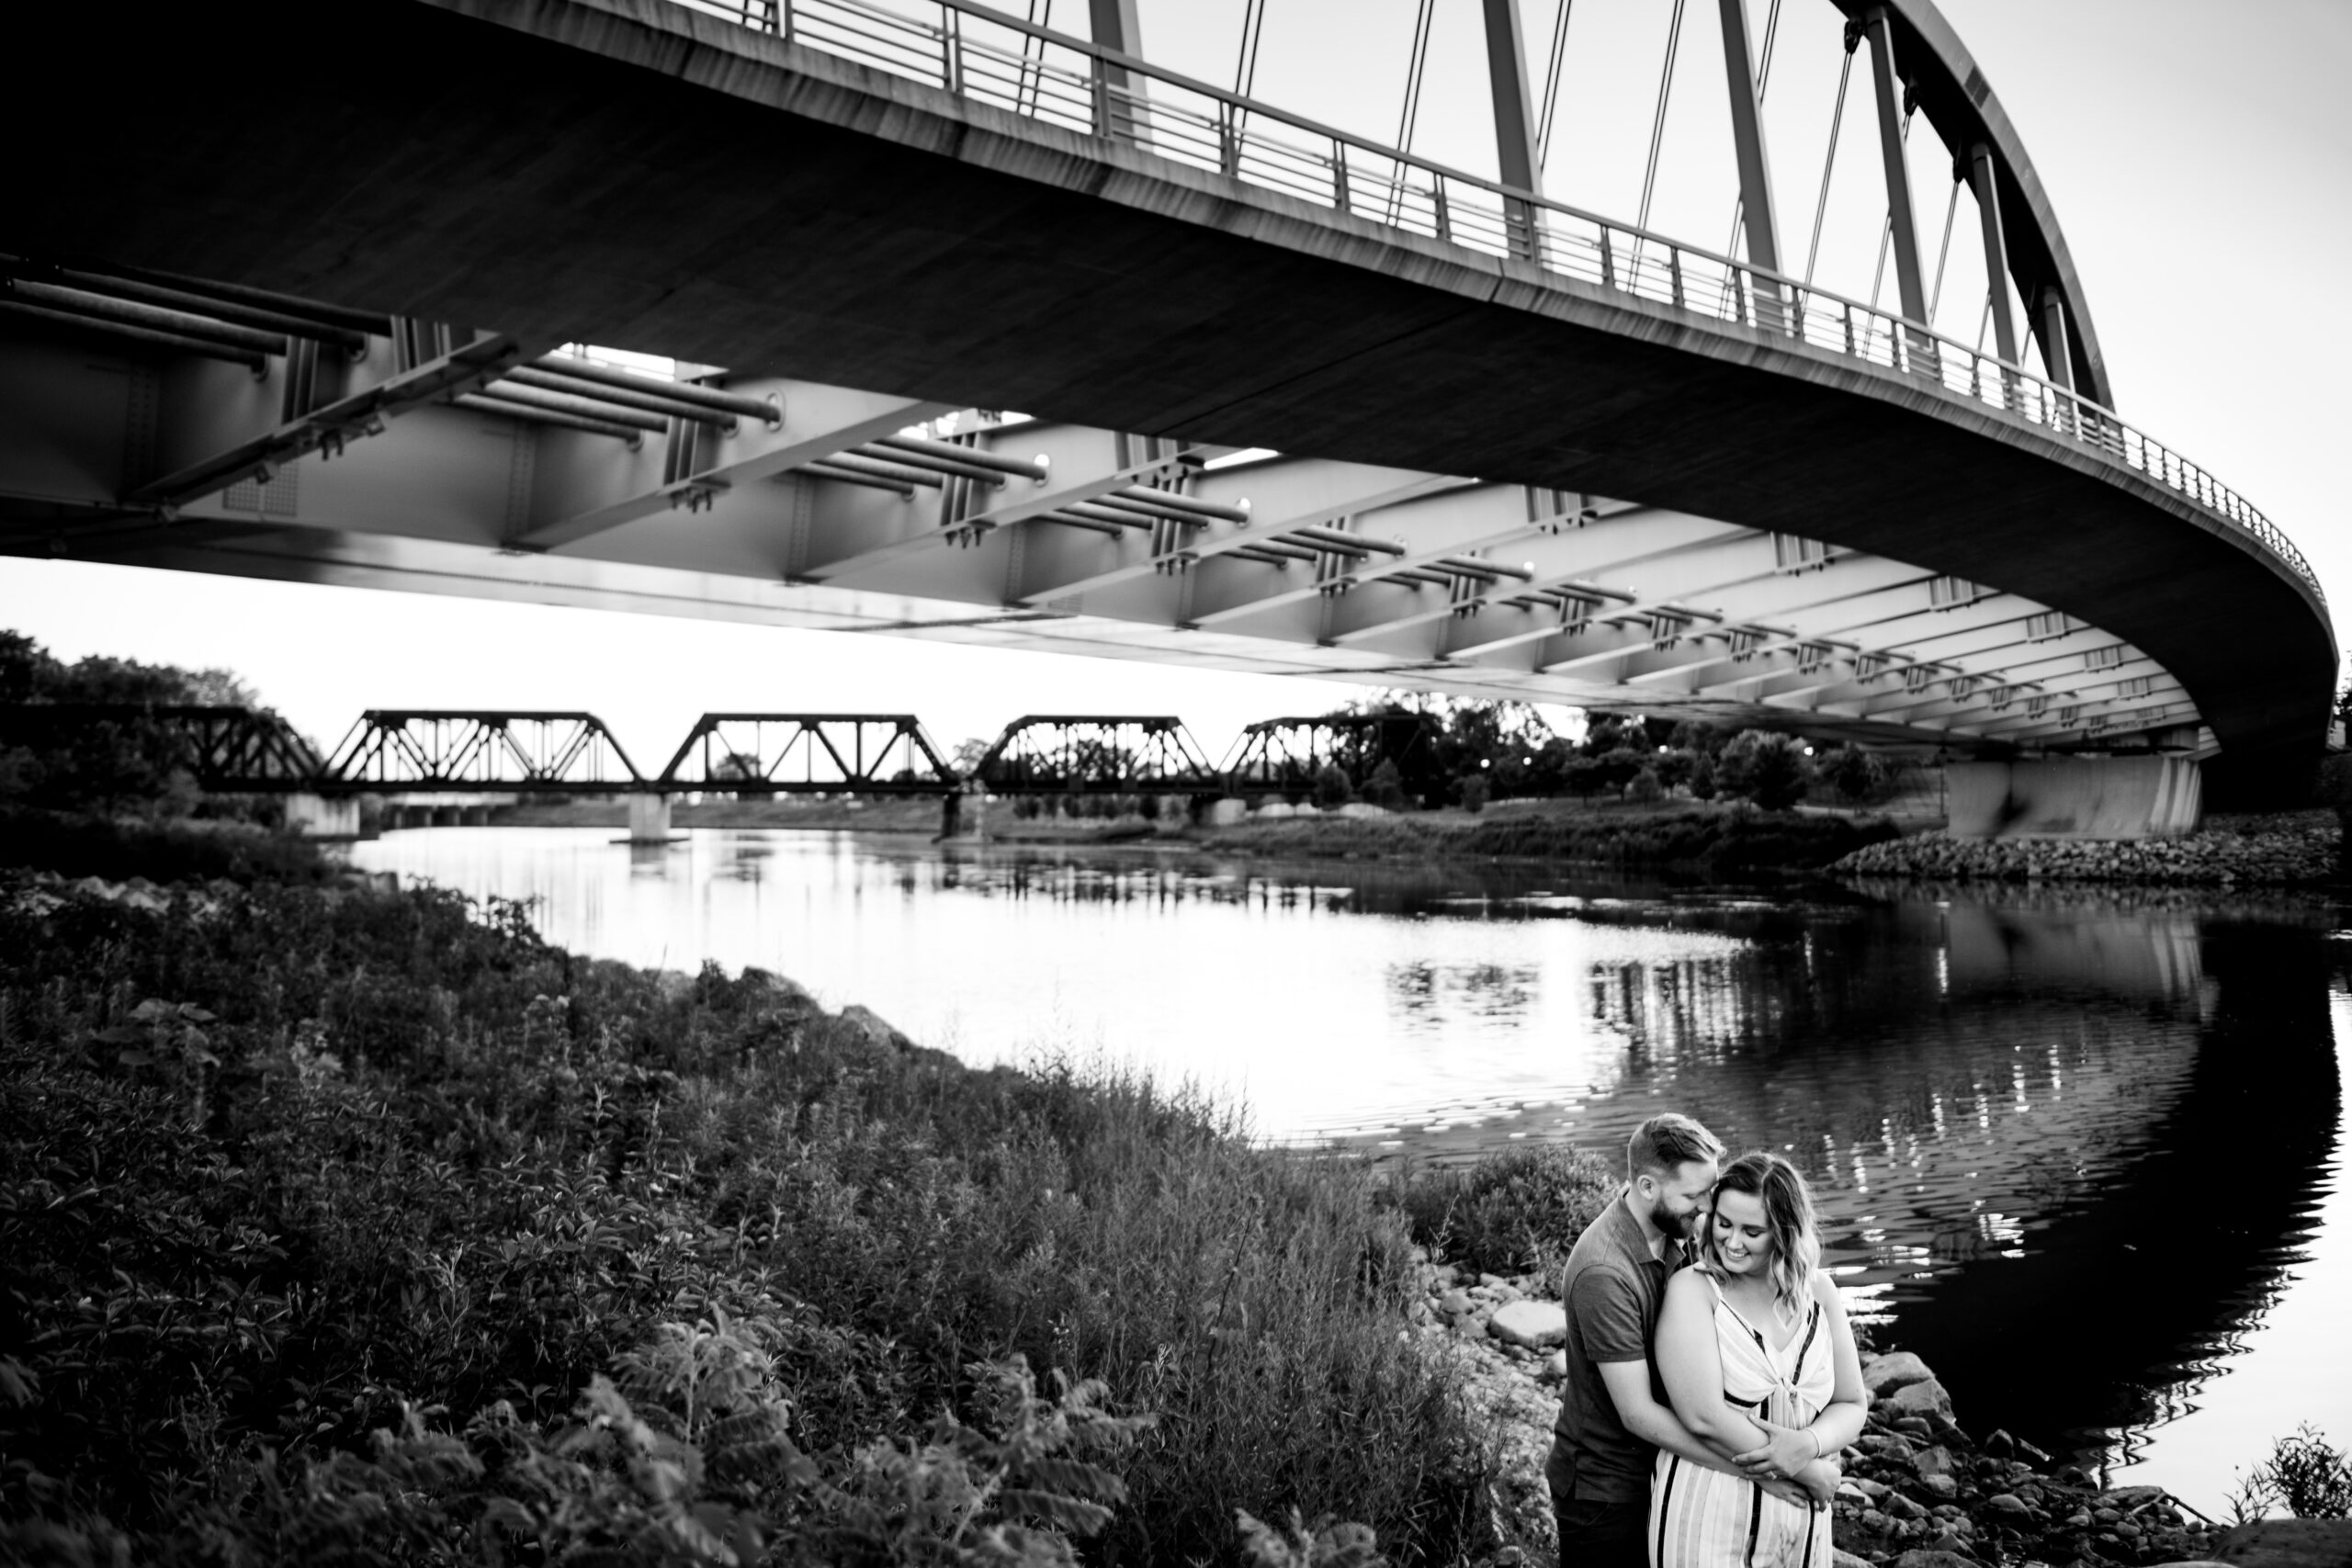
[1649,1272,1834,1568]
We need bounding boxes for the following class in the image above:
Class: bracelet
[1809,1427,1824,1461]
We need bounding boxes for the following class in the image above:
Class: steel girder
[0,299,2206,757]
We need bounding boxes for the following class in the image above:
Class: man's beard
[1649,1194,1697,1240]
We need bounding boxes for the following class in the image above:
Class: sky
[2,0,2345,763]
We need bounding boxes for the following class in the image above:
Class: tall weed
[0,875,1498,1563]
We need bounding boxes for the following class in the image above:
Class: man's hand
[1736,1416,1822,1482]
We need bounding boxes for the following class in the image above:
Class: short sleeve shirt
[1550,1190,1684,1501]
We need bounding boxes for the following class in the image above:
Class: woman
[1649,1152,1867,1568]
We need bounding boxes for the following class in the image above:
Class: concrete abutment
[1947,755,2202,840]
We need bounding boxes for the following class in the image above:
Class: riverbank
[1832,811,2339,885]
[1408,1262,2247,1567]
[0,862,1524,1564]
[1192,799,1901,873]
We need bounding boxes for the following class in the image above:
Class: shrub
[1688,755,1717,801]
[1362,760,1409,812]
[1312,764,1354,810]
[1627,766,1664,803]
[1456,773,1490,814]
[2230,1424,2352,1522]
[1395,1143,1616,1280]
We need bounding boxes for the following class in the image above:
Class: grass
[0,870,1508,1565]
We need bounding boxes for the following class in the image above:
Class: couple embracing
[1548,1114,1866,1568]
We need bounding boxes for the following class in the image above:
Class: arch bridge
[1,0,2332,828]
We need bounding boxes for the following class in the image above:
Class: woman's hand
[1734,1416,1821,1482]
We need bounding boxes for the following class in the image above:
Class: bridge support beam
[1478,0,1544,260]
[628,793,674,844]
[1946,756,2201,841]
[284,792,361,839]
[1716,0,1785,324]
[1862,6,1931,353]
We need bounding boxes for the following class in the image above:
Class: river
[351,824,2351,1516]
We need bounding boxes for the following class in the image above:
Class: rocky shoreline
[1830,817,2337,886]
[1402,1257,2307,1568]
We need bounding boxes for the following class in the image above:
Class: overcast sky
[3,0,2343,761]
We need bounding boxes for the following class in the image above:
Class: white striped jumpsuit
[1648,1274,1834,1568]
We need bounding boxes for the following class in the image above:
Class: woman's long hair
[1700,1152,1821,1320]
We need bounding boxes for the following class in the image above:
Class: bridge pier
[628,793,674,844]
[284,793,361,839]
[1947,756,2201,840]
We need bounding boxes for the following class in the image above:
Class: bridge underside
[2,0,2333,798]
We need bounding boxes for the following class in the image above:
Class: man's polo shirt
[1549,1190,1686,1502]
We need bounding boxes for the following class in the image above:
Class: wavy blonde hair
[1700,1152,1820,1319]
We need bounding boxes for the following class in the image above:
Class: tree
[1312,763,1354,810]
[1716,730,1812,811]
[1822,746,1887,803]
[1362,759,1409,811]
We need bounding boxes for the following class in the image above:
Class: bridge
[2,0,2332,833]
[0,705,1260,837]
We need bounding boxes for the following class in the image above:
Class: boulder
[1833,1551,1874,1568]
[1487,1299,1569,1351]
[1439,1289,1476,1317]
[2211,1518,2352,1568]
[1912,1445,1956,1480]
[1863,1351,1939,1398]
[1883,1378,1955,1423]
[836,1004,913,1050]
[1542,1350,1567,1381]
[1984,1494,2035,1521]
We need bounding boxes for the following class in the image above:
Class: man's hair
[1626,1113,1724,1182]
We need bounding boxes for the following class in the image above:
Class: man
[1546,1113,1834,1568]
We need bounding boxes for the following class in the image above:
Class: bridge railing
[672,0,2320,608]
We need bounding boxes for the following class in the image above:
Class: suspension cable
[1230,0,1267,139]
[1386,0,1435,223]
[1396,0,1435,150]
[1537,0,1574,172]
[1926,175,1960,322]
[1803,48,1852,285]
[1013,0,1050,116]
[1635,0,1690,241]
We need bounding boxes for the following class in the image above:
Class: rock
[1892,1551,1976,1568]
[1542,1350,1566,1381]
[1921,1475,1958,1501]
[2210,1518,2352,1568]
[837,1004,913,1049]
[1860,1433,1918,1461]
[1439,1289,1476,1317]
[1834,1551,1874,1568]
[1913,1445,1956,1480]
[1487,1299,1569,1350]
[2105,1486,2168,1511]
[1846,1478,1891,1503]
[1884,1378,1955,1423]
[1843,1508,1900,1553]
[1885,1495,1928,1522]
[1864,1351,1939,1398]
[1984,1494,2035,1520]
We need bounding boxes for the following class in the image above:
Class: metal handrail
[673,0,2323,606]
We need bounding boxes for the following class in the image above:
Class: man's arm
[1596,1359,1821,1506]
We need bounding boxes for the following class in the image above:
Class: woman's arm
[1735,1271,1869,1488]
[1655,1269,1771,1457]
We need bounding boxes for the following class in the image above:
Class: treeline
[0,630,269,818]
[1298,702,1906,814]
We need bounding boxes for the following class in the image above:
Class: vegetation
[0,630,278,821]
[2229,1425,2352,1523]
[0,873,1510,1565]
[1394,1145,1616,1281]
[1201,800,1897,874]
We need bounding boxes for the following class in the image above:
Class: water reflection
[351,827,2346,1510]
